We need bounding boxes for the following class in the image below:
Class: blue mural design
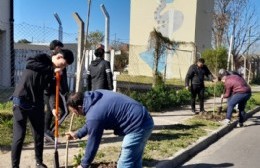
[140,49,166,73]
[139,0,183,73]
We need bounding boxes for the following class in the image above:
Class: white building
[128,0,213,79]
[0,0,14,87]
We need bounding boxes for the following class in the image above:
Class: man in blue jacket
[66,90,154,168]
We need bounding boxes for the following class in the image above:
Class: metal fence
[0,20,192,102]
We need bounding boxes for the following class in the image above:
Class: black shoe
[237,122,244,127]
[44,132,54,143]
[36,162,47,168]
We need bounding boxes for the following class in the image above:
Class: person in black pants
[11,49,74,168]
[185,58,214,114]
[86,45,113,91]
[44,40,70,142]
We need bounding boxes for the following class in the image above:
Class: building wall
[195,0,214,52]
[128,0,213,79]
[0,0,11,87]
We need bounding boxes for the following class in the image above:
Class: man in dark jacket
[86,46,113,91]
[44,40,70,142]
[11,49,74,168]
[185,58,213,114]
[66,90,154,168]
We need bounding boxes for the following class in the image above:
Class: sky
[14,0,130,43]
[14,0,260,46]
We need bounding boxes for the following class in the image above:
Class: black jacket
[185,64,212,87]
[44,67,69,110]
[86,58,113,91]
[12,54,54,105]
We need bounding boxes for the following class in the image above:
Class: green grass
[142,118,220,166]
[0,102,85,148]
[72,118,221,167]
[117,74,184,86]
[252,92,260,105]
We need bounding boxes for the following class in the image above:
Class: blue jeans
[117,119,154,168]
[226,92,251,122]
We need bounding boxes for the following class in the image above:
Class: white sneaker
[219,119,231,125]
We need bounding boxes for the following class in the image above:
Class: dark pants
[11,105,45,167]
[44,93,68,134]
[191,84,205,112]
[226,92,251,122]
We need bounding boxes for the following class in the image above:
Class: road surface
[181,111,260,168]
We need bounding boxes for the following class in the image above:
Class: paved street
[181,111,260,168]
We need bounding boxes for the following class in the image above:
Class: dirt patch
[91,162,117,168]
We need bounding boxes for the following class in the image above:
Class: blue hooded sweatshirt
[75,89,153,168]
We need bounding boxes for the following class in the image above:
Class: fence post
[72,12,85,92]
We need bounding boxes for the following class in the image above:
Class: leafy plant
[73,141,86,166]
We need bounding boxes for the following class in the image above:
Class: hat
[50,40,64,50]
[59,49,74,65]
[94,47,105,57]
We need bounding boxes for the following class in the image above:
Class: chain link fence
[0,20,193,102]
[0,21,78,102]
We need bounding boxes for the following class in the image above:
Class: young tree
[17,39,31,43]
[202,47,228,75]
[86,30,104,49]
[148,29,175,87]
[110,42,129,72]
[212,0,260,59]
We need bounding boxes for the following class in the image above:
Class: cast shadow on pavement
[180,162,234,168]
[153,123,206,131]
[244,116,260,127]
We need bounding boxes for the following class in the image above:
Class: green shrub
[130,83,225,112]
[246,97,257,111]
[205,82,224,98]
[130,84,191,112]
[0,101,13,110]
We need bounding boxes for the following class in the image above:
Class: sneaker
[199,110,207,115]
[192,110,199,115]
[219,119,231,125]
[44,132,54,143]
[36,162,47,168]
[237,122,244,128]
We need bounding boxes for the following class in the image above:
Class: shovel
[54,72,61,168]
[65,113,75,168]
[217,97,223,114]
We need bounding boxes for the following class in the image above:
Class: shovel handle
[55,72,61,138]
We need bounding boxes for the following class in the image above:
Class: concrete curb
[155,106,260,168]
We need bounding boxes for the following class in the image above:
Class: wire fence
[0,20,193,102]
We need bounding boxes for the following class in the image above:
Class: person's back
[224,75,251,96]
[86,47,113,91]
[84,90,149,135]
[88,58,112,90]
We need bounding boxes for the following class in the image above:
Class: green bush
[205,82,224,98]
[202,47,228,74]
[0,101,13,110]
[130,85,191,112]
[130,83,224,112]
[246,97,257,111]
